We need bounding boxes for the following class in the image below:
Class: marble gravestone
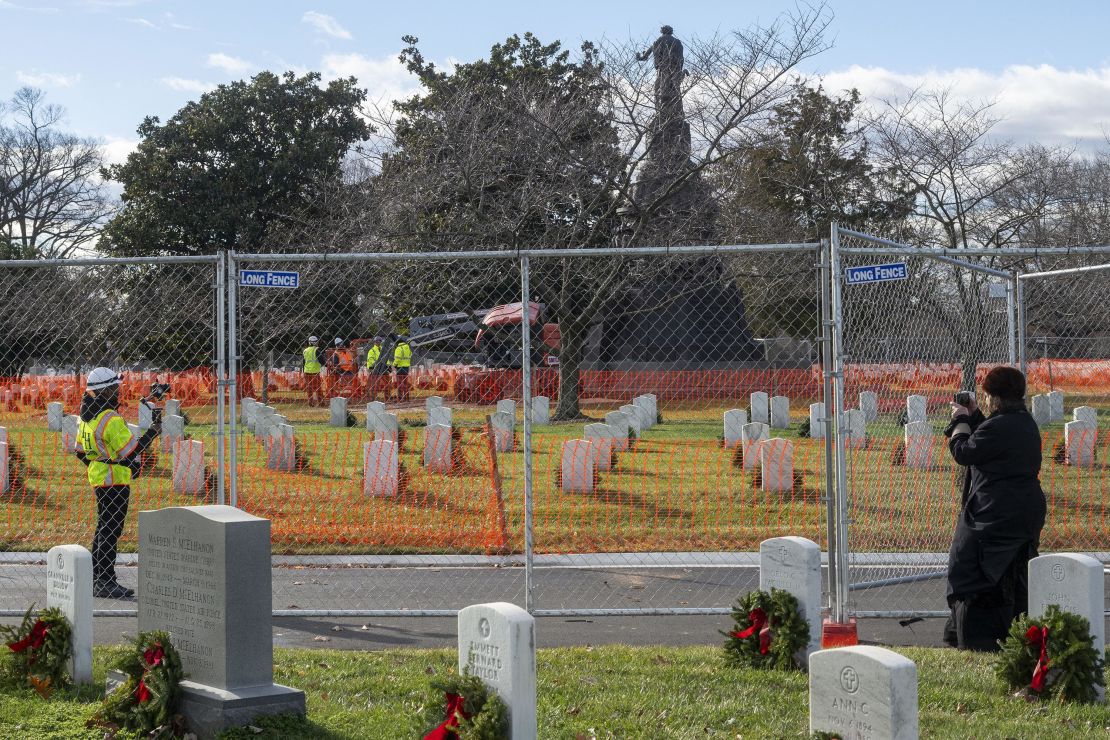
[906,395,927,424]
[60,414,79,453]
[458,602,537,740]
[584,423,620,470]
[1048,390,1065,422]
[138,506,304,737]
[808,403,825,439]
[1031,394,1050,427]
[770,395,790,430]
[859,391,878,423]
[425,396,444,414]
[604,412,632,451]
[809,646,918,740]
[172,440,207,495]
[741,422,769,471]
[843,409,866,450]
[367,401,386,417]
[1064,420,1096,467]
[1028,553,1105,698]
[329,397,348,427]
[618,406,643,438]
[633,396,654,429]
[560,439,595,493]
[531,396,550,426]
[904,421,933,469]
[496,399,516,419]
[371,412,400,445]
[138,402,155,431]
[362,440,398,497]
[1073,406,1098,426]
[47,402,64,431]
[46,544,93,685]
[429,405,452,428]
[489,411,515,453]
[424,424,453,473]
[723,409,747,449]
[265,426,297,473]
[750,392,769,426]
[161,414,186,454]
[759,536,821,659]
[165,399,182,419]
[759,438,793,492]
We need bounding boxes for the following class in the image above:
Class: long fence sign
[845,262,908,286]
[238,269,300,289]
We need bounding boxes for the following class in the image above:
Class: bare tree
[0,87,112,260]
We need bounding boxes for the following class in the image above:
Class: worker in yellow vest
[75,368,160,598]
[302,336,323,406]
[365,336,386,401]
[390,334,413,401]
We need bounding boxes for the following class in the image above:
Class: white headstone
[584,432,612,472]
[531,396,550,426]
[808,403,825,439]
[458,603,537,740]
[759,537,821,658]
[138,402,154,431]
[47,402,64,432]
[490,411,515,453]
[1048,390,1065,422]
[560,439,595,493]
[770,395,790,430]
[584,422,621,457]
[1031,394,1050,427]
[1064,420,1097,467]
[424,424,453,473]
[1073,406,1098,426]
[741,422,770,470]
[809,646,918,740]
[633,397,654,429]
[496,399,516,419]
[172,439,207,494]
[160,414,186,453]
[367,401,386,416]
[265,426,296,472]
[46,545,93,684]
[425,396,444,415]
[759,438,794,492]
[1028,553,1105,698]
[904,421,933,469]
[604,412,631,451]
[859,391,879,423]
[906,395,927,424]
[618,406,643,437]
[843,408,866,450]
[60,414,79,453]
[372,412,400,444]
[723,409,747,449]
[363,440,399,497]
[240,398,256,428]
[750,392,769,425]
[0,440,6,494]
[329,397,348,427]
[164,399,181,419]
[429,405,453,428]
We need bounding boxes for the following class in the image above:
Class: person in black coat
[942,366,1046,651]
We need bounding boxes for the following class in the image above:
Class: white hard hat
[86,367,121,392]
[308,335,319,343]
[334,337,343,346]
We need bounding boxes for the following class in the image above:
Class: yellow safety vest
[392,342,412,369]
[366,345,381,369]
[77,409,138,487]
[303,346,321,374]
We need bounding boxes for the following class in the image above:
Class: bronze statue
[637,25,685,121]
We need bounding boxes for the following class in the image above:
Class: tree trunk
[553,321,586,421]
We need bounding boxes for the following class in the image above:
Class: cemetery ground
[2,392,1108,557]
[1,643,1109,738]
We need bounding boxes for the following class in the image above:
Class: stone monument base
[177,681,306,739]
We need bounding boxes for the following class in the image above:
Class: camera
[149,382,171,400]
[954,391,974,407]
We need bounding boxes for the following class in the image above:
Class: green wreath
[0,605,72,697]
[90,630,185,738]
[420,671,509,739]
[995,605,1105,703]
[722,588,810,670]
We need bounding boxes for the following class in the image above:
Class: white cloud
[125,16,157,29]
[15,70,80,87]
[207,52,252,75]
[161,77,216,94]
[821,63,1110,148]
[302,11,351,40]
[321,52,418,106]
[101,135,138,166]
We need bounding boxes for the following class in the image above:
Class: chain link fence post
[828,224,852,623]
[520,253,535,613]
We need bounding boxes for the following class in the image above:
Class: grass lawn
[0,644,1108,738]
[2,391,1108,557]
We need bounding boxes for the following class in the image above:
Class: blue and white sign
[239,270,300,289]
[845,262,908,286]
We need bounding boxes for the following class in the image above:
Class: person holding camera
[75,368,161,598]
[942,366,1046,651]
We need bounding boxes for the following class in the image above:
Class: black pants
[91,485,130,583]
[944,543,1034,651]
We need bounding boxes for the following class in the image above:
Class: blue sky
[5,0,1110,162]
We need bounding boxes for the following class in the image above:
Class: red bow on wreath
[6,620,49,656]
[424,692,471,740]
[134,644,166,704]
[1025,625,1050,693]
[730,608,773,655]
